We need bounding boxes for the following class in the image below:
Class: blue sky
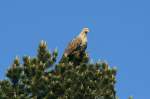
[0,0,149,99]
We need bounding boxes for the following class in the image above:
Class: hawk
[60,28,89,64]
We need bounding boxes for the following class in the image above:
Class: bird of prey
[60,28,89,64]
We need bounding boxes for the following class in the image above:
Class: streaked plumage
[61,28,89,63]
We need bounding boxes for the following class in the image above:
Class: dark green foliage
[0,41,118,99]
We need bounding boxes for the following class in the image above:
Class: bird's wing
[64,37,82,56]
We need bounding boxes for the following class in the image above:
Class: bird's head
[78,27,89,38]
[82,28,89,34]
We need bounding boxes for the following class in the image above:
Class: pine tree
[0,40,128,99]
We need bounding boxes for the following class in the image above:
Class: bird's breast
[81,36,87,45]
